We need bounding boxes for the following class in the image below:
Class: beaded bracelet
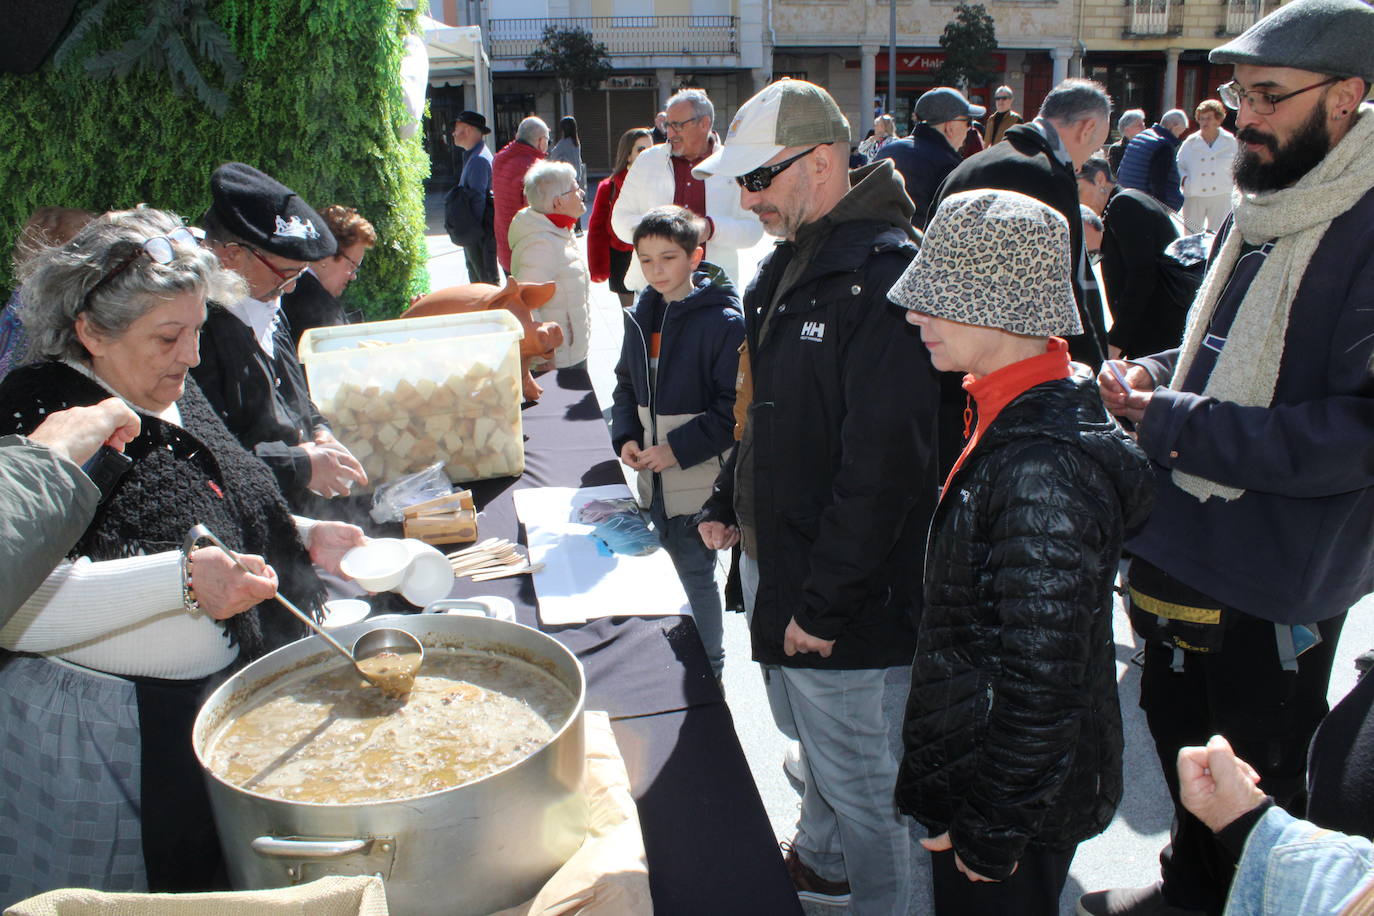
[181,532,202,614]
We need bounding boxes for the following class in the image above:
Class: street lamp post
[889,0,897,119]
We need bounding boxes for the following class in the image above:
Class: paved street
[421,193,1374,914]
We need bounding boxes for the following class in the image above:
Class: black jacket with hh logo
[701,161,940,669]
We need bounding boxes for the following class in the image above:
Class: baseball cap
[693,78,851,179]
[915,87,987,124]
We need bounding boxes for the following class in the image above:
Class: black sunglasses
[736,146,822,192]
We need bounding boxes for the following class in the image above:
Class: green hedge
[0,0,430,319]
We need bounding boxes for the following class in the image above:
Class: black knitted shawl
[0,361,323,661]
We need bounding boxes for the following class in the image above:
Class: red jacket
[587,170,632,283]
[492,139,546,272]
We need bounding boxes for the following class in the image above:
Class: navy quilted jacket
[1116,124,1184,211]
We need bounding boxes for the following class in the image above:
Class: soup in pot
[205,647,576,804]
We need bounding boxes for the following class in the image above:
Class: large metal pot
[193,613,587,915]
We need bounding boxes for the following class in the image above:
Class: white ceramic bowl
[399,539,456,607]
[321,598,371,629]
[340,538,411,592]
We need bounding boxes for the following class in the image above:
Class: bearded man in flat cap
[1079,0,1374,913]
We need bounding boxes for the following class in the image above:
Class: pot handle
[251,836,372,859]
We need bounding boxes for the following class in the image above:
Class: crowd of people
[4,0,1374,910]
[440,0,1374,912]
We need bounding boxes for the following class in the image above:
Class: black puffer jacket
[896,368,1153,879]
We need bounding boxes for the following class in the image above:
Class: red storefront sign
[848,52,1009,73]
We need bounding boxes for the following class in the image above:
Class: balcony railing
[489,16,739,61]
[1222,0,1281,33]
[1128,0,1172,35]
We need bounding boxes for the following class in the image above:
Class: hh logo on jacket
[800,321,825,343]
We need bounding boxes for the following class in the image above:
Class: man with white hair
[1107,109,1147,174]
[982,85,1023,146]
[612,88,761,290]
[1117,108,1189,211]
[492,115,549,274]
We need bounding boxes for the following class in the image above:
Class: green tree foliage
[53,0,243,116]
[936,3,999,90]
[524,26,612,96]
[0,0,430,319]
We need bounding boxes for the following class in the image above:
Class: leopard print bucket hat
[888,188,1081,337]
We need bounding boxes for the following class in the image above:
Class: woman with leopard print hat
[887,189,1154,916]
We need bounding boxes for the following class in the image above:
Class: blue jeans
[741,554,914,916]
[648,488,724,676]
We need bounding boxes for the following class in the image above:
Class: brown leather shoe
[780,840,851,906]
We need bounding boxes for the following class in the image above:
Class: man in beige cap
[694,78,938,914]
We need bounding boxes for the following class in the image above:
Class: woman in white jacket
[508,160,591,369]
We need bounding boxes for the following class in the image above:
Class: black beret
[208,162,337,261]
[1210,0,1374,83]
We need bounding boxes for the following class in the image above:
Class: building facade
[436,0,768,174]
[431,0,1266,178]
[1079,0,1274,124]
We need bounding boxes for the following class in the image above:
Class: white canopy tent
[420,15,492,119]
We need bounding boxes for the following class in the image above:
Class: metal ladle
[184,524,424,692]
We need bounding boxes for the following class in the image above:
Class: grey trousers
[742,554,914,916]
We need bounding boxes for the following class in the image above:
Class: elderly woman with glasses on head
[0,207,365,906]
[508,160,592,370]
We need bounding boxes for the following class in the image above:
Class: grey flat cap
[916,87,986,124]
[1210,0,1374,82]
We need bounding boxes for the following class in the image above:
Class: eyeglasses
[664,114,704,133]
[736,146,822,192]
[338,250,364,277]
[82,226,201,313]
[233,243,309,295]
[1217,77,1340,115]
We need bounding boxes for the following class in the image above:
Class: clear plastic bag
[370,462,454,524]
[588,512,660,557]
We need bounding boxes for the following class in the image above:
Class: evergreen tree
[936,3,999,90]
[524,26,612,110]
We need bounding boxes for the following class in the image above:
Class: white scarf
[1169,103,1374,502]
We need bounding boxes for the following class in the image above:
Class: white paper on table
[512,484,690,625]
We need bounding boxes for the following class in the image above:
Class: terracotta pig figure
[404,276,564,401]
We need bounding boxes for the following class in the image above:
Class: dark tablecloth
[448,368,801,915]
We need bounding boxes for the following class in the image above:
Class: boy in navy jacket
[611,206,744,678]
